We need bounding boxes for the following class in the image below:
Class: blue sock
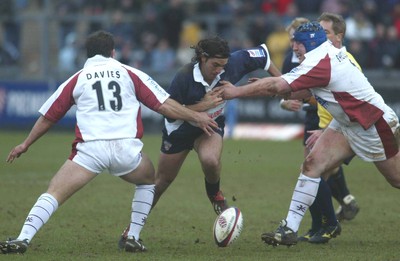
[317,179,337,226]
[309,200,322,231]
[327,166,350,205]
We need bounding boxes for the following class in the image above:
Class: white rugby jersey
[39,55,169,141]
[282,41,393,130]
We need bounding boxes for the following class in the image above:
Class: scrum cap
[293,21,327,52]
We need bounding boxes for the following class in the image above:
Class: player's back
[73,56,142,141]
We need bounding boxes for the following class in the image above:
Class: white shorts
[329,110,399,162]
[71,138,144,176]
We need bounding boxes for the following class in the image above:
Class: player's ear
[336,32,344,43]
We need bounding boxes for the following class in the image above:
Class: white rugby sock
[128,184,155,240]
[17,193,59,243]
[286,174,320,232]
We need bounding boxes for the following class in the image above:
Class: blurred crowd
[1,0,400,74]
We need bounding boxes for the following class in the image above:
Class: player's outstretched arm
[157,98,218,136]
[7,116,54,163]
[220,77,291,100]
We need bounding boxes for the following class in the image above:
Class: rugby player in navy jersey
[118,36,281,248]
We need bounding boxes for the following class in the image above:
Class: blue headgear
[293,21,327,52]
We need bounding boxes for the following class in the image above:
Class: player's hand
[196,112,218,136]
[219,80,237,100]
[6,143,28,163]
[248,77,260,83]
[200,87,224,109]
[305,129,324,150]
[280,99,302,111]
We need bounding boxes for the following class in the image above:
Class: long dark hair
[191,36,230,63]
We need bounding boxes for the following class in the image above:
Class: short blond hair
[286,17,310,33]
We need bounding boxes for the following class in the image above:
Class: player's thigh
[47,160,97,205]
[304,128,354,177]
[194,132,223,165]
[156,150,190,183]
[119,153,156,185]
[374,151,400,188]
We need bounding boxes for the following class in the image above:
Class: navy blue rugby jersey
[164,44,272,136]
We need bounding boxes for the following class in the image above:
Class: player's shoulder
[172,63,195,82]
[230,44,267,59]
[176,63,194,75]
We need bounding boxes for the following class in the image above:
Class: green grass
[1,130,400,261]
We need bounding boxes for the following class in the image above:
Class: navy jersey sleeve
[222,44,271,84]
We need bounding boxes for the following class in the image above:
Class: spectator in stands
[372,26,400,69]
[265,23,291,70]
[160,0,186,49]
[320,0,345,14]
[345,10,375,41]
[56,1,81,48]
[368,23,387,68]
[58,32,80,73]
[0,0,22,65]
[248,16,273,47]
[107,9,135,52]
[150,38,176,72]
[346,39,368,68]
[294,0,322,15]
[391,2,400,40]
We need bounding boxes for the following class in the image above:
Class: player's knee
[155,170,176,186]
[303,154,316,172]
[388,178,400,189]
[200,156,220,171]
[144,172,155,184]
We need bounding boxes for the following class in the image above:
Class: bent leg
[119,153,155,185]
[47,160,97,205]
[194,133,228,214]
[194,133,223,184]
[119,153,157,242]
[153,150,189,208]
[18,160,96,243]
[374,151,400,188]
[286,129,354,232]
[303,128,355,178]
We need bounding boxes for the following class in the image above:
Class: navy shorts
[160,116,225,154]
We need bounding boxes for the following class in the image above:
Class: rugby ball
[213,207,243,247]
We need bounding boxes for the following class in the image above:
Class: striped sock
[17,193,59,243]
[128,184,155,240]
[286,174,320,232]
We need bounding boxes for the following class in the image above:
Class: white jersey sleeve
[282,41,390,130]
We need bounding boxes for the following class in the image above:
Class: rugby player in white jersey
[0,30,217,255]
[221,21,400,247]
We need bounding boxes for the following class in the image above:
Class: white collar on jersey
[84,54,114,67]
[193,62,224,92]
